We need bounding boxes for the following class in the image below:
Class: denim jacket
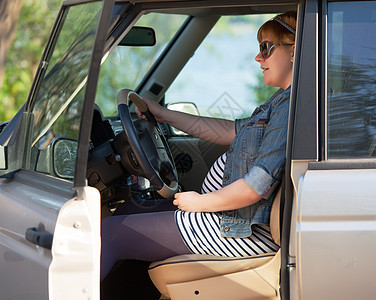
[220,87,290,238]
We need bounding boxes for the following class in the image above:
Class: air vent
[159,123,170,136]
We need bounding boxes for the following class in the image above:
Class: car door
[289,1,376,299]
[0,1,116,298]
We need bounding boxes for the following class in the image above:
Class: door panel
[0,172,101,299]
[0,171,75,299]
[296,168,376,300]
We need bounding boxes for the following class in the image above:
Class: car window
[27,2,103,178]
[96,13,188,116]
[327,1,376,158]
[165,14,276,120]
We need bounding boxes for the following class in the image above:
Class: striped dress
[175,153,279,257]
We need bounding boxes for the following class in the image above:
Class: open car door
[0,1,117,298]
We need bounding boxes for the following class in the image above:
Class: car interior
[88,3,297,299]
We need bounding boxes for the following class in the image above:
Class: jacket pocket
[240,121,266,163]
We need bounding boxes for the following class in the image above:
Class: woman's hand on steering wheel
[116,89,179,199]
[133,95,165,124]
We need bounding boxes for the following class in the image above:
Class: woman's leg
[101,210,191,280]
[113,198,176,215]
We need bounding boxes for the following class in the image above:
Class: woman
[101,11,296,279]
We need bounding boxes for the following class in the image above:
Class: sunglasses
[259,41,275,59]
[259,41,295,59]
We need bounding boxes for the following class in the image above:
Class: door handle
[25,227,53,250]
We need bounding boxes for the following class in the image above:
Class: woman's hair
[257,11,297,45]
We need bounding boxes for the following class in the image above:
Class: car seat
[148,187,282,300]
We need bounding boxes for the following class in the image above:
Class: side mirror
[167,102,200,136]
[53,138,78,179]
[0,145,6,170]
[119,26,156,47]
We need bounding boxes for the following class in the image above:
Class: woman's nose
[255,52,263,62]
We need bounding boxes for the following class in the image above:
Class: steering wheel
[116,89,178,198]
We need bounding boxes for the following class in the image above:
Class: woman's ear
[290,45,295,62]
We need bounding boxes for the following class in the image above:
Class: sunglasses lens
[260,43,267,58]
[259,41,273,59]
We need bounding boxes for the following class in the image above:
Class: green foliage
[0,3,276,122]
[248,72,279,106]
[0,0,61,122]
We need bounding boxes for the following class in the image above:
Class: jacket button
[228,148,232,153]
[224,226,230,232]
[223,175,229,181]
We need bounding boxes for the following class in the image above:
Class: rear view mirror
[53,138,78,179]
[119,26,156,46]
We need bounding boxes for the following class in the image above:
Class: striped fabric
[201,153,227,194]
[175,153,279,257]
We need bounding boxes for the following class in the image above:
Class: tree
[249,72,279,106]
[0,0,61,122]
[0,0,24,92]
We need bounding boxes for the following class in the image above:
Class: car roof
[127,0,297,4]
[63,0,297,15]
[127,0,296,16]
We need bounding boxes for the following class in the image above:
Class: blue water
[166,18,270,119]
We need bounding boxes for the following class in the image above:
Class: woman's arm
[173,179,262,212]
[138,98,235,146]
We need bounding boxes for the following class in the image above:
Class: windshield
[96,12,188,116]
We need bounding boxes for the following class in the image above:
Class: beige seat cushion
[149,251,281,299]
[149,251,276,283]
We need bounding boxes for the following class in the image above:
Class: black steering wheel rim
[117,89,178,198]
